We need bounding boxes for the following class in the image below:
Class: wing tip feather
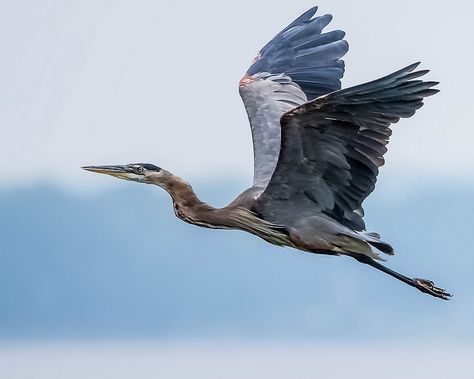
[407,61,422,71]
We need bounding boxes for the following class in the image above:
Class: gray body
[83,7,451,300]
[229,187,363,257]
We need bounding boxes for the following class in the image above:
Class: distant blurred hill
[0,182,472,341]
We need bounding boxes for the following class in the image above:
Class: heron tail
[358,231,394,255]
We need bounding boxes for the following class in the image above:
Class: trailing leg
[352,253,452,300]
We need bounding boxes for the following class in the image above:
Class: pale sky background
[0,0,472,193]
[1,2,473,376]
[1,343,473,379]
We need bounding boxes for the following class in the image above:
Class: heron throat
[155,174,291,247]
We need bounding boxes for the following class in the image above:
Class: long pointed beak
[82,165,133,178]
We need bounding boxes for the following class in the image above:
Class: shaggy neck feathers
[151,173,291,246]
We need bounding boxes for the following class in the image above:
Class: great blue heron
[83,6,451,300]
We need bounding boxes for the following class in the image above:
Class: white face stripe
[125,173,144,180]
[109,172,144,181]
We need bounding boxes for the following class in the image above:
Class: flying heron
[83,6,451,300]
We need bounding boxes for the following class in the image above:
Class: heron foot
[413,278,452,300]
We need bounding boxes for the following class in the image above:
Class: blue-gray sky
[0,0,473,192]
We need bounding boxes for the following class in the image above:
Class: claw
[414,278,452,300]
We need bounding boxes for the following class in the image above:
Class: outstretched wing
[240,6,348,187]
[255,63,439,231]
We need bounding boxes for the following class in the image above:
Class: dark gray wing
[255,63,439,231]
[240,6,348,188]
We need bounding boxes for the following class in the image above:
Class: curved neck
[152,174,223,228]
[149,172,292,246]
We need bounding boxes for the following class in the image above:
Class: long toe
[414,278,452,300]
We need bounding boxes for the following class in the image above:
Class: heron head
[82,163,164,184]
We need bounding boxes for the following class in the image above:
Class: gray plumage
[256,63,438,234]
[83,7,451,300]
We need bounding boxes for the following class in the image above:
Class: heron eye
[136,166,144,174]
